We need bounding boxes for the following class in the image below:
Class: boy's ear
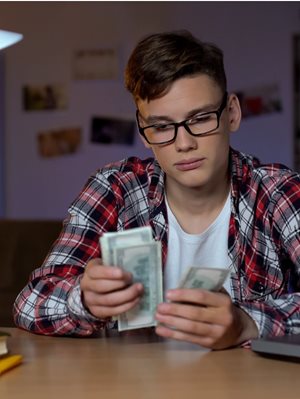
[228,94,242,132]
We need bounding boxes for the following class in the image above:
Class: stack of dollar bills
[100,226,163,331]
[100,226,229,332]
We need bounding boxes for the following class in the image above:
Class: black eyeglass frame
[136,91,228,145]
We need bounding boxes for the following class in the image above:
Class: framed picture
[37,127,81,158]
[23,84,67,111]
[236,84,282,118]
[73,48,119,80]
[91,117,135,145]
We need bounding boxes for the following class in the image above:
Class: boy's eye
[190,114,213,124]
[153,124,173,132]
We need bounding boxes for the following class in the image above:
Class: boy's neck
[165,175,230,235]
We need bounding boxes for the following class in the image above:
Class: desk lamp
[0,29,23,50]
[0,29,23,217]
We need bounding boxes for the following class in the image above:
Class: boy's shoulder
[100,156,155,172]
[100,156,159,175]
[231,148,296,179]
[231,148,300,203]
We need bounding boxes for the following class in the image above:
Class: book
[0,331,9,356]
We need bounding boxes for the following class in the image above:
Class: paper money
[179,267,229,292]
[99,226,163,331]
[100,226,153,266]
[114,242,163,331]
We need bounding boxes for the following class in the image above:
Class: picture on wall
[73,48,119,80]
[23,84,67,111]
[236,83,282,118]
[37,127,81,158]
[90,116,135,145]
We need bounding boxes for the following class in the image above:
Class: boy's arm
[236,173,300,341]
[13,173,120,336]
[13,266,108,336]
[236,293,300,339]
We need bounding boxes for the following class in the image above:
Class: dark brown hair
[125,30,227,102]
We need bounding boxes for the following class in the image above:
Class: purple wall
[0,2,299,219]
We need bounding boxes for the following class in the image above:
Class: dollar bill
[100,226,153,266]
[113,242,163,331]
[99,226,163,331]
[179,266,229,291]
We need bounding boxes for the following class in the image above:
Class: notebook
[251,333,300,360]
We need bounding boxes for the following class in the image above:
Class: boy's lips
[174,158,205,171]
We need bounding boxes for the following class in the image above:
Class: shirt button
[258,283,264,292]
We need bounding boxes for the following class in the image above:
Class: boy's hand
[155,288,258,350]
[80,258,144,319]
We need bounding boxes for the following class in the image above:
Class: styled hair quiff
[125,30,227,102]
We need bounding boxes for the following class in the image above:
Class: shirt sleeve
[237,294,300,339]
[237,173,300,339]
[13,171,120,336]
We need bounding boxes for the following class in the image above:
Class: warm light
[0,29,23,50]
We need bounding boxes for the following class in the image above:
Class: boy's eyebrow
[140,102,220,125]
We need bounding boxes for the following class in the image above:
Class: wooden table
[0,327,299,399]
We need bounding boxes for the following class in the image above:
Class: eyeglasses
[136,92,228,145]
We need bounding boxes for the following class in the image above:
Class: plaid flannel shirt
[13,148,300,339]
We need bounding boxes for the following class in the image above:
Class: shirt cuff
[67,280,99,321]
[67,278,116,330]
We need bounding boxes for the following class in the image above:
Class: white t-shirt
[164,194,232,296]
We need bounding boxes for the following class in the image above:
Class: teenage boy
[13,31,300,350]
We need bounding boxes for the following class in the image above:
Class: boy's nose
[174,125,197,151]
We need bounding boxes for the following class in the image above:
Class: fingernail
[136,283,143,291]
[166,290,175,300]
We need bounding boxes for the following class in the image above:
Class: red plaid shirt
[13,148,300,339]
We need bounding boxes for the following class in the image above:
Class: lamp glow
[0,29,23,50]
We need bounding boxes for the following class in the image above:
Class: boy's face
[136,74,241,193]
